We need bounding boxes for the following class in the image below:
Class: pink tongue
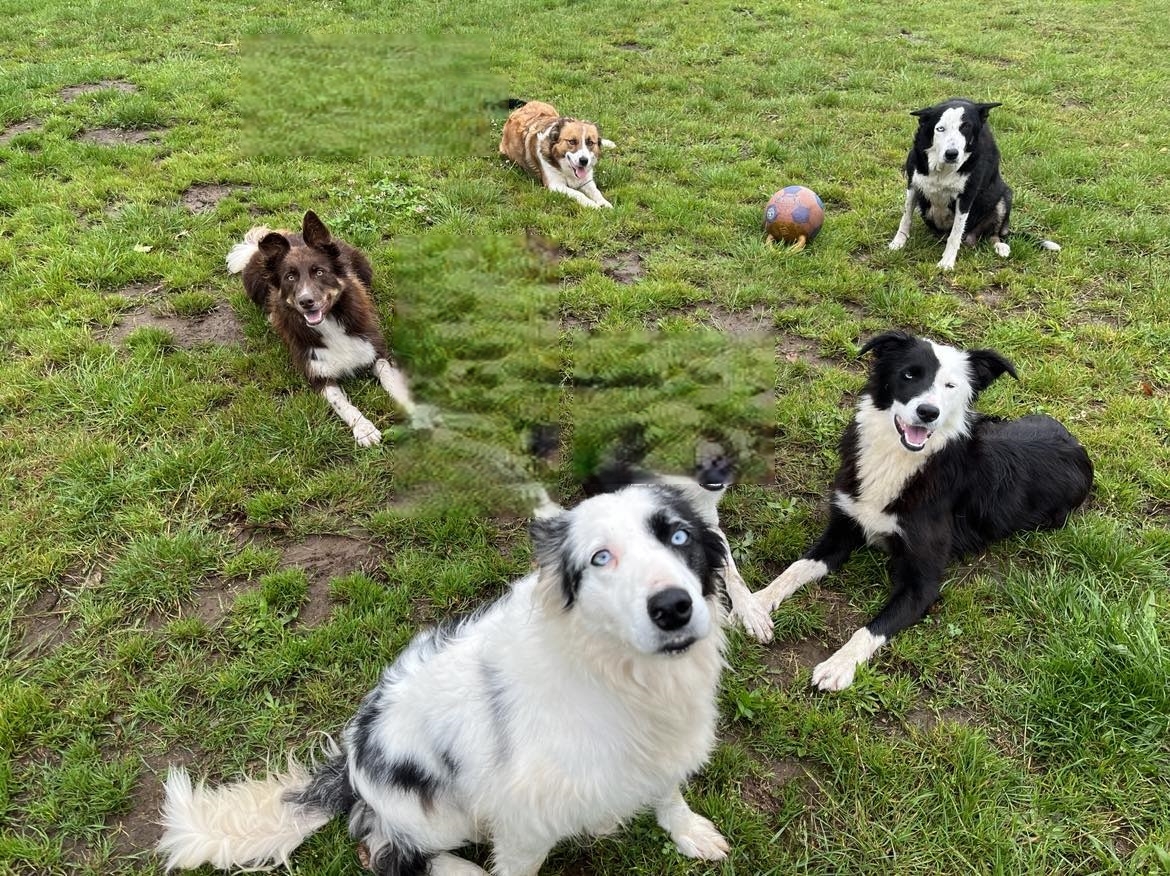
[305,311,323,326]
[574,165,588,180]
[904,425,929,445]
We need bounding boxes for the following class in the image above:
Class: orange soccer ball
[764,185,825,250]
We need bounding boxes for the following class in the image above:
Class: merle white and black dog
[752,330,1092,691]
[888,98,1060,270]
[159,482,736,875]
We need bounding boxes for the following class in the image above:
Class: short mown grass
[1,0,1168,874]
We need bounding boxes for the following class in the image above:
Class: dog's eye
[936,124,945,132]
[285,271,296,281]
[586,139,596,147]
[944,382,956,389]
[567,139,578,146]
[314,268,324,277]
[670,529,690,547]
[590,549,612,567]
[902,370,916,380]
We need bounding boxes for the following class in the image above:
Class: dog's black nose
[917,403,940,422]
[577,156,589,167]
[648,588,693,631]
[944,148,959,162]
[298,295,316,309]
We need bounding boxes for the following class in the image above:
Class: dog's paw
[993,241,1011,258]
[888,233,907,251]
[733,597,775,643]
[671,813,729,861]
[598,198,613,209]
[353,422,382,447]
[409,404,441,431]
[936,255,957,271]
[811,651,859,691]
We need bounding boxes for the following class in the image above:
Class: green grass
[2,0,1169,873]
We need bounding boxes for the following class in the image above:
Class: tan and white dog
[499,99,614,209]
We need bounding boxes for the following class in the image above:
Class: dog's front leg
[753,510,864,618]
[721,537,774,642]
[811,536,947,691]
[938,205,970,271]
[577,179,613,208]
[547,181,605,209]
[488,833,554,876]
[321,382,381,446]
[655,787,729,861]
[373,358,438,429]
[888,187,915,250]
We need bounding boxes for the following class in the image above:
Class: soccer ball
[764,186,825,250]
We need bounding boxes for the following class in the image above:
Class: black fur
[284,750,357,818]
[647,490,728,599]
[800,332,1092,648]
[906,99,1010,243]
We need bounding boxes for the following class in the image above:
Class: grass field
[2,0,1168,873]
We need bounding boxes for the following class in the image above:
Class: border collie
[499,99,615,209]
[227,210,433,447]
[887,98,1060,270]
[159,485,733,874]
[752,330,1092,691]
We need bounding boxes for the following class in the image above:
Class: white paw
[993,241,1011,258]
[811,651,859,691]
[409,404,441,430]
[888,234,907,251]
[353,422,382,447]
[733,597,775,643]
[671,813,729,861]
[937,255,956,271]
[598,198,613,209]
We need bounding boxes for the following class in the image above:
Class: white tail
[601,138,616,149]
[225,226,272,275]
[1040,239,1061,252]
[158,759,328,871]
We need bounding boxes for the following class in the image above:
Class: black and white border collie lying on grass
[159,482,735,875]
[754,330,1092,691]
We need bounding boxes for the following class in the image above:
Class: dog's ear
[858,330,916,360]
[910,104,938,119]
[529,513,577,608]
[967,348,1018,393]
[258,232,290,264]
[302,211,332,248]
[546,118,567,144]
[975,101,1002,120]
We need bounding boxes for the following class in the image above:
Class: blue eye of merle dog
[590,549,612,567]
[670,529,690,546]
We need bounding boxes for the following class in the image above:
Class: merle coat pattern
[753,330,1092,691]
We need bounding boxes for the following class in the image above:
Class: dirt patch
[13,586,80,657]
[113,280,165,301]
[107,302,243,348]
[740,755,809,810]
[77,127,162,146]
[973,283,1009,309]
[109,747,202,861]
[189,576,251,627]
[181,183,235,214]
[696,303,774,338]
[903,706,976,733]
[602,251,645,284]
[615,41,651,52]
[280,535,382,626]
[60,80,138,102]
[0,119,41,144]
[778,333,837,367]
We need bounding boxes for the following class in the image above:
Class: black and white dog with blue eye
[159,481,737,876]
[888,98,1060,270]
[753,331,1092,691]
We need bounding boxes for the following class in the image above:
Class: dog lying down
[159,481,737,875]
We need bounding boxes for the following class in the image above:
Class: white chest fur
[911,168,967,226]
[835,396,935,542]
[306,317,377,379]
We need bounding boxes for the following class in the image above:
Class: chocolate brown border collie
[227,211,432,446]
[753,331,1092,690]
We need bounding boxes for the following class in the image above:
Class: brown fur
[499,100,612,207]
[240,212,387,389]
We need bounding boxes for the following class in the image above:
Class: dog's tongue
[305,310,324,326]
[574,165,589,180]
[903,424,930,446]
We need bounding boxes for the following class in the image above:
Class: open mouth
[660,636,697,655]
[894,415,933,452]
[573,165,590,181]
[301,307,325,326]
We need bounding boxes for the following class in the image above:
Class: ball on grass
[764,185,825,250]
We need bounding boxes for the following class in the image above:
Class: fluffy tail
[226,225,271,275]
[1039,239,1061,252]
[158,744,353,872]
